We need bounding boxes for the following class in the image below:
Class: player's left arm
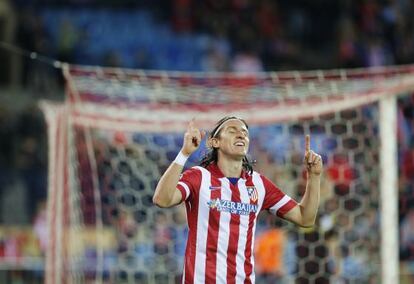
[282,135,322,228]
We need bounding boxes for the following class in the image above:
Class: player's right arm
[153,119,205,208]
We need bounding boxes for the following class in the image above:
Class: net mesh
[42,64,414,284]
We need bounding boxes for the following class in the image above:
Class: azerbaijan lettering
[207,199,258,215]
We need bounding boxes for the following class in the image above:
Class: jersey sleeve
[261,175,298,217]
[176,167,201,202]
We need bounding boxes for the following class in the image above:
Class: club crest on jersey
[246,186,258,203]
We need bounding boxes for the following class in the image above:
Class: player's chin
[232,150,247,159]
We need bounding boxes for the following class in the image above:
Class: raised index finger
[305,134,310,153]
[187,118,195,131]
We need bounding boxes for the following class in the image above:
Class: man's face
[211,119,250,160]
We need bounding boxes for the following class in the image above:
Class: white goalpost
[379,95,399,283]
[41,64,414,284]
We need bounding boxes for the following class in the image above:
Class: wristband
[174,151,189,167]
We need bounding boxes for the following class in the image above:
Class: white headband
[211,118,244,138]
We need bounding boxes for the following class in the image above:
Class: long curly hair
[199,116,254,174]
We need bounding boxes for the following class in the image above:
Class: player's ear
[209,137,219,148]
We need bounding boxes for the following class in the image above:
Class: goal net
[41,64,414,284]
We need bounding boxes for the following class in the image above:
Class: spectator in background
[57,18,79,63]
[15,105,47,220]
[339,244,368,282]
[324,230,339,281]
[232,24,264,73]
[15,8,38,86]
[201,45,230,72]
[364,35,394,67]
[395,23,414,64]
[169,206,188,275]
[102,50,122,67]
[16,8,55,91]
[171,0,194,33]
[255,0,280,40]
[201,34,231,72]
[398,93,414,217]
[337,17,363,68]
[0,106,14,194]
[401,147,414,182]
[255,215,286,283]
[153,211,171,257]
[326,152,356,190]
[400,209,414,283]
[397,96,413,150]
[232,46,264,73]
[401,209,414,256]
[357,0,381,36]
[134,48,152,69]
[33,201,48,255]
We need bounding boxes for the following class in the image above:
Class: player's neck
[216,157,243,178]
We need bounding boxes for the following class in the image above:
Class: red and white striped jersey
[176,163,297,284]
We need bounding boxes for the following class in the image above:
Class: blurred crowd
[0,104,47,224]
[398,94,414,281]
[0,0,414,283]
[0,103,46,282]
[11,0,414,78]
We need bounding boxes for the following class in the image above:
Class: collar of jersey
[207,162,248,180]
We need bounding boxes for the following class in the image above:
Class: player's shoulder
[179,166,204,186]
[252,171,277,187]
[182,165,204,176]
